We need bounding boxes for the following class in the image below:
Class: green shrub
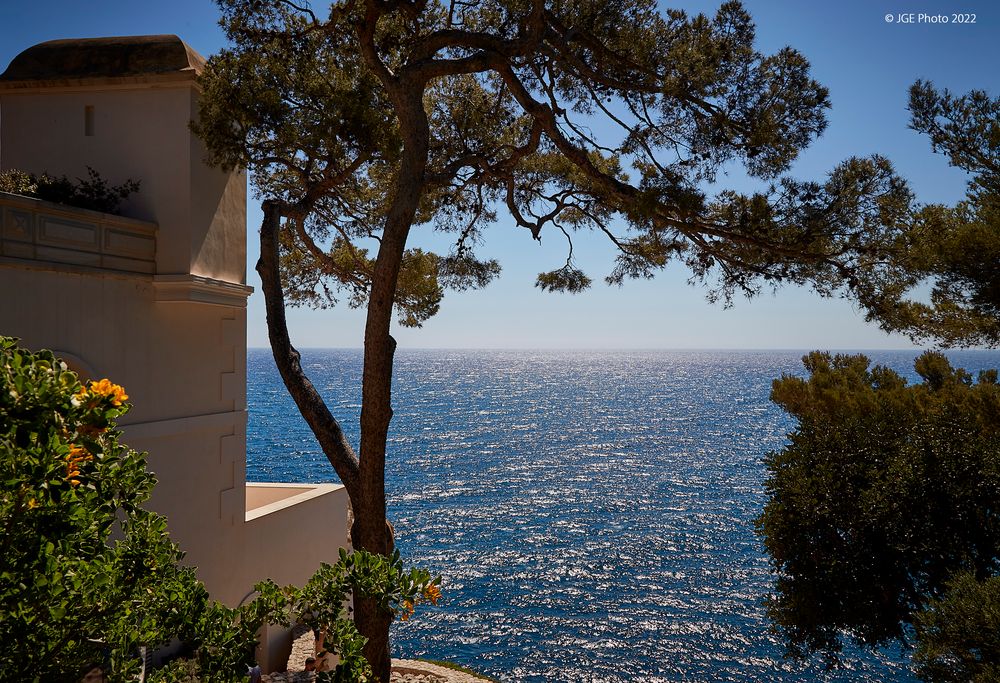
[0,337,209,682]
[0,337,439,682]
[0,167,139,214]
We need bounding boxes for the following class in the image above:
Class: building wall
[1,62,350,668]
[0,262,251,602]
[0,83,246,281]
[0,254,350,614]
[188,92,247,284]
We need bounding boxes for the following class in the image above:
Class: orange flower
[422,584,442,605]
[68,444,91,460]
[67,445,93,466]
[400,599,415,621]
[88,379,129,407]
[65,444,92,485]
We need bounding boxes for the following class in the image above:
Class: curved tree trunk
[257,74,430,679]
[259,203,396,681]
[256,202,361,495]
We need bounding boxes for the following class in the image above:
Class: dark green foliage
[0,337,437,683]
[294,548,440,682]
[0,166,140,215]
[196,0,913,324]
[870,83,1000,346]
[0,337,212,682]
[914,572,1000,683]
[756,351,1000,670]
[150,545,439,683]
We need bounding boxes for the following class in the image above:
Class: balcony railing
[0,191,156,274]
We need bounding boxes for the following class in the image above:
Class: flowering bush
[0,337,209,681]
[292,548,441,681]
[0,337,440,682]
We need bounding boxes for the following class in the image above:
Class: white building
[0,35,350,671]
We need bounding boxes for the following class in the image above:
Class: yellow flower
[67,445,93,466]
[65,444,92,485]
[27,498,39,509]
[88,379,129,407]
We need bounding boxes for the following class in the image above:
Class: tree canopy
[870,82,1000,347]
[198,0,912,322]
[756,351,1000,673]
[196,1,917,677]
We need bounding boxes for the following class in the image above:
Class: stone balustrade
[0,190,157,275]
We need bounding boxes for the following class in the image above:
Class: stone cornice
[153,274,254,308]
[0,72,200,93]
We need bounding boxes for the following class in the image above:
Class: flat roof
[0,35,205,88]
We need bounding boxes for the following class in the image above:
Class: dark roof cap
[0,35,205,86]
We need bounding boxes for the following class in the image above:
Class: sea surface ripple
[247,348,1000,682]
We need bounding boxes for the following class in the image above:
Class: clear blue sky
[1,1,996,349]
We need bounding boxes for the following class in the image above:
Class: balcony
[0,190,157,275]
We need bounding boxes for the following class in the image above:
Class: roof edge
[0,35,206,88]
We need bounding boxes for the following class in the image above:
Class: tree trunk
[256,202,361,496]
[352,86,430,681]
[258,76,429,678]
[351,510,395,683]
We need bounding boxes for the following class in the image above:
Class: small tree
[755,351,1000,675]
[195,2,912,676]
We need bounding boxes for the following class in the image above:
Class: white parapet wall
[245,482,351,585]
[0,191,157,273]
[245,483,352,672]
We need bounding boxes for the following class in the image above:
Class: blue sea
[247,348,1000,682]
